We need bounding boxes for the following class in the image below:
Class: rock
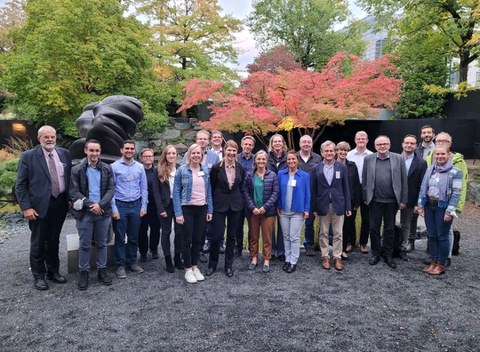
[174,122,191,131]
[162,129,181,140]
[467,181,480,206]
[174,143,188,155]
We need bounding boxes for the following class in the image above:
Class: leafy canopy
[178,53,403,148]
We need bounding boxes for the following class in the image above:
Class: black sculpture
[70,96,144,163]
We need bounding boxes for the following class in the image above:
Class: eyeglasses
[436,139,451,143]
[142,155,154,158]
[375,143,390,147]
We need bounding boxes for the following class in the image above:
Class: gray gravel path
[1,203,479,351]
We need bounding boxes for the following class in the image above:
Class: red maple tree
[178,52,403,148]
[246,45,302,74]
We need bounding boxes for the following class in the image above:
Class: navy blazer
[15,145,72,218]
[405,154,427,207]
[210,161,245,212]
[310,160,351,216]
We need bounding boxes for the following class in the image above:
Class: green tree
[0,0,26,53]
[1,0,168,135]
[359,0,480,84]
[134,0,242,116]
[247,0,366,70]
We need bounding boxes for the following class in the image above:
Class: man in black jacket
[70,139,115,290]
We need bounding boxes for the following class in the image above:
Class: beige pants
[319,204,344,259]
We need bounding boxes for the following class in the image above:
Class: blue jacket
[173,163,213,217]
[277,168,310,213]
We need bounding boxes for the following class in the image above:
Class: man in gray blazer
[362,135,407,268]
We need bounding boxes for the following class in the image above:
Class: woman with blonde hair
[173,144,213,283]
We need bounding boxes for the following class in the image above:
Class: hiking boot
[78,271,89,291]
[98,268,112,286]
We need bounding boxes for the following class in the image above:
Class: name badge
[289,179,297,187]
[198,171,205,177]
[336,171,341,179]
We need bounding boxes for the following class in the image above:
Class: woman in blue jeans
[417,146,462,276]
[173,144,213,284]
[277,151,310,273]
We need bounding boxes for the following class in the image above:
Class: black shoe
[277,255,286,262]
[423,258,431,265]
[203,242,211,253]
[97,268,112,286]
[205,267,216,276]
[78,271,89,291]
[399,251,409,262]
[151,252,159,260]
[219,244,225,254]
[406,239,415,253]
[46,272,67,284]
[140,255,148,262]
[445,258,451,267]
[234,247,242,257]
[369,256,380,265]
[174,254,184,270]
[225,267,234,277]
[384,256,397,269]
[286,264,297,273]
[165,255,174,273]
[282,262,290,271]
[34,278,49,291]
[199,252,208,263]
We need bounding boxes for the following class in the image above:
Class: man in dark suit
[311,140,351,271]
[15,125,72,290]
[362,135,407,269]
[399,135,427,261]
[206,140,245,277]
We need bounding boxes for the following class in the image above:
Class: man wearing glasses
[362,136,408,269]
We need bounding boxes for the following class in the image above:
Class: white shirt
[346,148,373,183]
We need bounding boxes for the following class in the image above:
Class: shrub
[0,158,19,203]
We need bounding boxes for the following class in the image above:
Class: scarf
[427,159,453,202]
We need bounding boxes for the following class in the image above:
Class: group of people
[15,124,467,290]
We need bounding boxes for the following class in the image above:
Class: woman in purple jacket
[243,150,279,273]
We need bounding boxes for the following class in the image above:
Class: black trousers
[369,201,399,257]
[209,209,242,270]
[181,205,207,268]
[29,194,67,279]
[138,205,160,256]
[343,208,357,250]
[359,199,370,246]
[160,203,182,256]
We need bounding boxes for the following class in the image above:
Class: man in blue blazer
[362,135,408,269]
[311,141,351,271]
[15,125,72,290]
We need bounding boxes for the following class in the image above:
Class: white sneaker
[192,267,205,281]
[185,270,197,284]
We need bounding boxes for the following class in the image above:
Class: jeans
[368,201,398,257]
[279,211,305,265]
[424,203,452,265]
[113,198,142,268]
[76,212,111,271]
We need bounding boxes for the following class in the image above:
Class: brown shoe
[360,245,369,254]
[423,261,437,274]
[322,257,331,270]
[334,258,344,271]
[345,244,354,253]
[429,263,445,276]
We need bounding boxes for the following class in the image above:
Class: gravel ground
[0,202,479,351]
